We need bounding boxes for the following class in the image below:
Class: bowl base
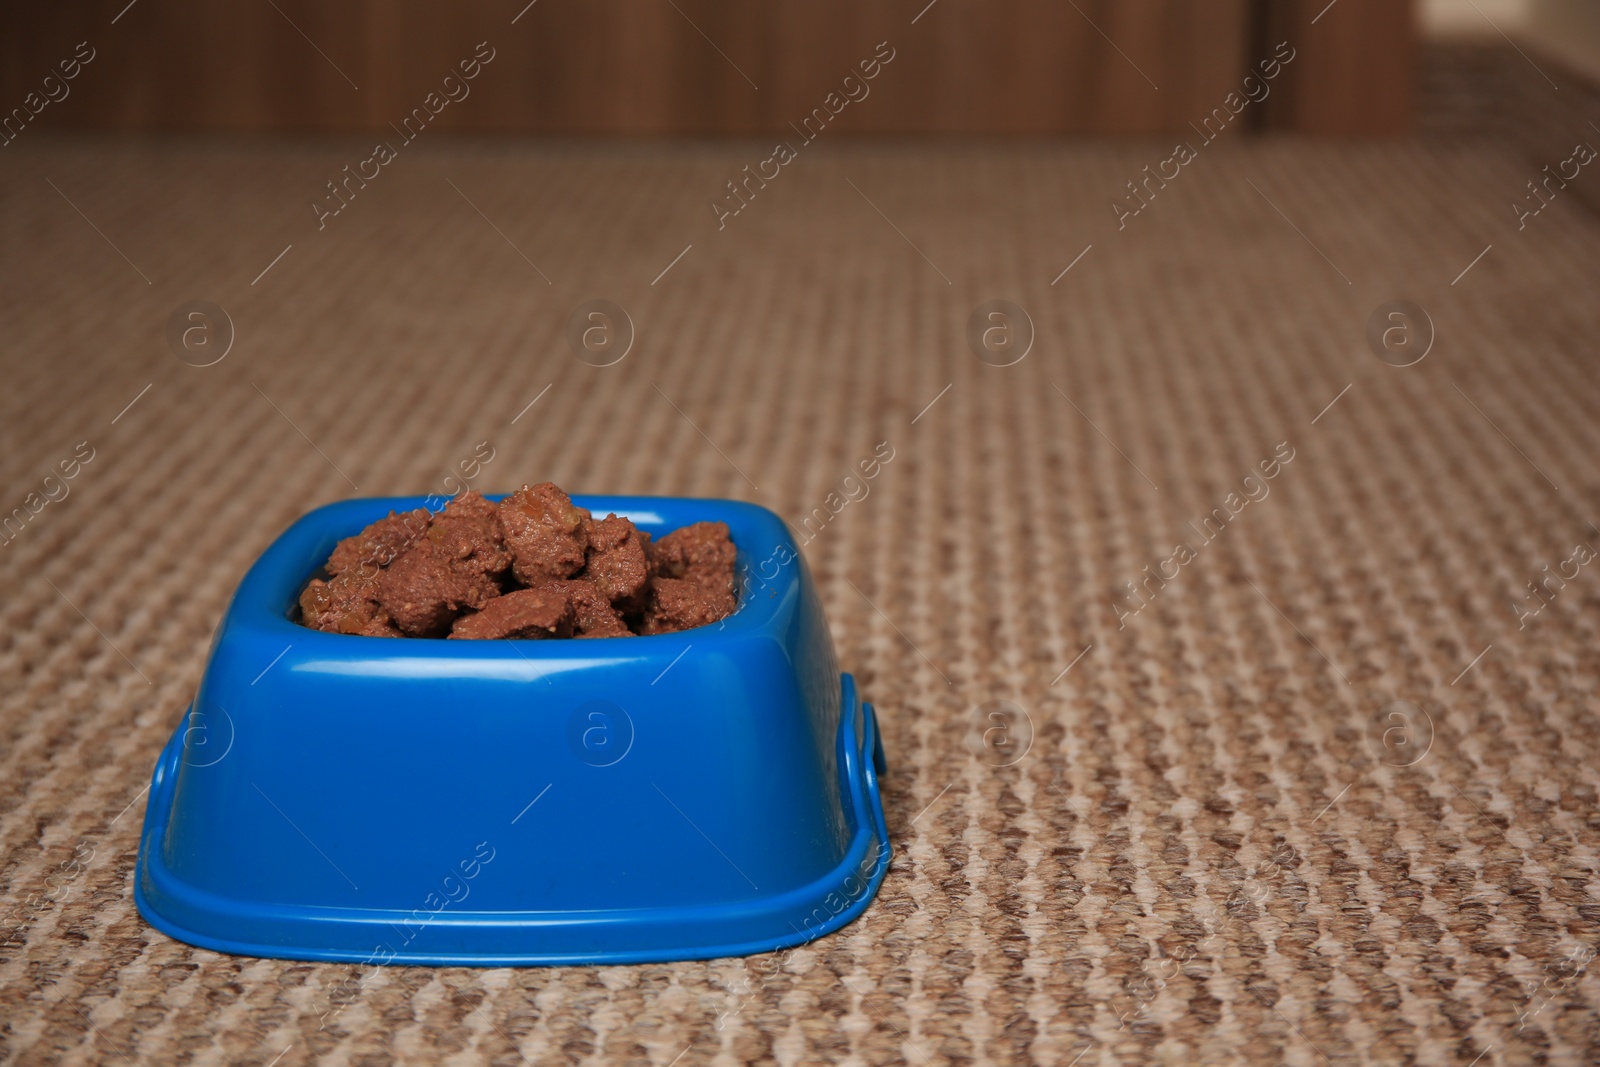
[135,675,889,966]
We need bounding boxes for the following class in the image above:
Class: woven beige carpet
[5,91,1600,1067]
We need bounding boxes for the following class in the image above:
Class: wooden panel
[1,0,1263,136]
[1258,0,1418,134]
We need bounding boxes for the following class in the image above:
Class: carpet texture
[4,58,1600,1067]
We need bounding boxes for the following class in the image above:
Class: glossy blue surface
[134,495,889,965]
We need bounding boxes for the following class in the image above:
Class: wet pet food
[298,483,737,639]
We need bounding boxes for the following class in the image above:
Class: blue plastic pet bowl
[134,494,889,966]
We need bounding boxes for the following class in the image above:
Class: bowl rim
[235,493,799,655]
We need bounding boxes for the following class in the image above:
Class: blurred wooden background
[0,0,1415,136]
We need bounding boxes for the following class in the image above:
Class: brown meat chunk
[376,539,501,637]
[579,514,652,614]
[648,521,737,591]
[299,482,742,639]
[532,579,633,638]
[640,576,738,635]
[427,490,512,577]
[499,483,590,585]
[298,574,402,636]
[326,509,431,579]
[449,588,573,640]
